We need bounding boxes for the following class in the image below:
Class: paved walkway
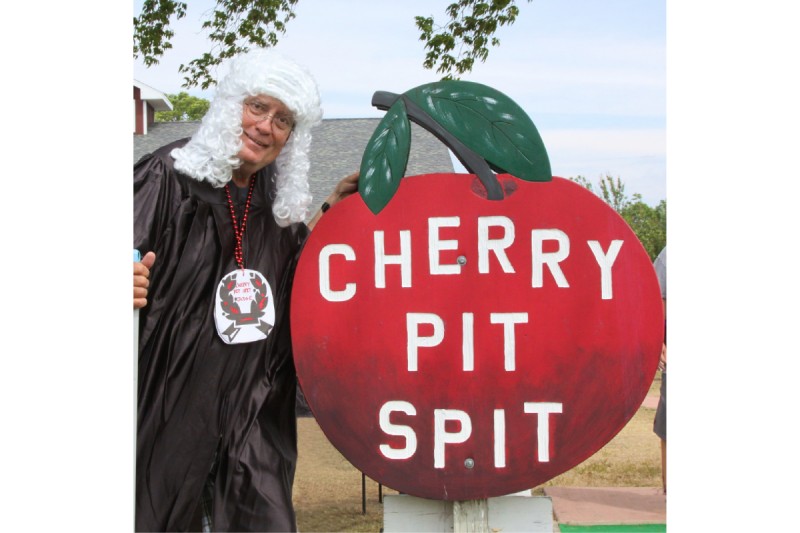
[545,486,665,529]
[640,394,659,410]
[544,393,666,531]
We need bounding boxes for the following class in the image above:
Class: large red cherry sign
[291,173,662,501]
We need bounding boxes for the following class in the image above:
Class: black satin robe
[134,139,308,532]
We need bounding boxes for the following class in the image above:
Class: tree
[570,175,666,261]
[134,0,298,90]
[620,198,666,262]
[133,0,530,89]
[155,92,211,122]
[415,0,532,79]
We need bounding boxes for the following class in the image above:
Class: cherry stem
[371,91,504,201]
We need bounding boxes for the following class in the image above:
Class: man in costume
[133,48,357,531]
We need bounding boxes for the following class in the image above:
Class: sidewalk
[544,393,666,532]
[545,486,665,531]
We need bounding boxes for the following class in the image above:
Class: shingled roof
[133,118,455,217]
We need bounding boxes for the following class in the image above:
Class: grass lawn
[293,372,663,532]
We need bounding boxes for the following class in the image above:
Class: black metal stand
[361,472,384,514]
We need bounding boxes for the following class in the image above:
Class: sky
[133,0,666,205]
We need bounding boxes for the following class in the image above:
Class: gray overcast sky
[134,0,666,205]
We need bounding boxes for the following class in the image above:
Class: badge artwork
[215,268,276,344]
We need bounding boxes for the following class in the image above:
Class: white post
[133,250,140,505]
[133,249,140,395]
[453,499,490,532]
[134,249,140,358]
[383,493,553,532]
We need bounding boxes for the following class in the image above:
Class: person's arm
[307,172,359,230]
[133,141,187,309]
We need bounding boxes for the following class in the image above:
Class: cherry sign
[291,172,663,501]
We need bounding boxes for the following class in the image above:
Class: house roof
[134,80,173,112]
[133,118,455,216]
[133,121,198,163]
[306,118,454,211]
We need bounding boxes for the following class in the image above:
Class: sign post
[133,249,141,361]
[291,82,663,531]
[454,500,489,532]
[133,249,141,516]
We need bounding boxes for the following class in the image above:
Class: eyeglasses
[244,100,295,132]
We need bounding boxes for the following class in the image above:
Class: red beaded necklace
[224,175,257,270]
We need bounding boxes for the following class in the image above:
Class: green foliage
[598,175,631,212]
[415,0,531,80]
[155,92,211,122]
[134,0,532,88]
[134,1,187,66]
[570,175,666,261]
[568,175,595,194]
[134,0,298,89]
[621,199,666,263]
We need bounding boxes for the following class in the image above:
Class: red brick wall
[134,86,144,134]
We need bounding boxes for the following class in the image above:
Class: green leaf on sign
[359,99,412,214]
[404,81,551,182]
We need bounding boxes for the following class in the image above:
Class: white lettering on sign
[376,401,564,467]
[375,230,412,288]
[494,409,506,468]
[478,216,515,274]
[379,401,418,460]
[462,312,474,371]
[490,312,529,371]
[429,216,461,275]
[587,240,623,300]
[434,409,472,468]
[406,312,528,372]
[406,313,445,371]
[317,219,626,298]
[531,229,570,288]
[319,244,356,302]
[524,402,563,462]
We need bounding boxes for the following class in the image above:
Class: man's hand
[332,171,359,202]
[307,172,359,230]
[134,252,156,310]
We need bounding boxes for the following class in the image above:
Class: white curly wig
[171,48,323,226]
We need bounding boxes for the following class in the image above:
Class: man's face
[238,95,295,170]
